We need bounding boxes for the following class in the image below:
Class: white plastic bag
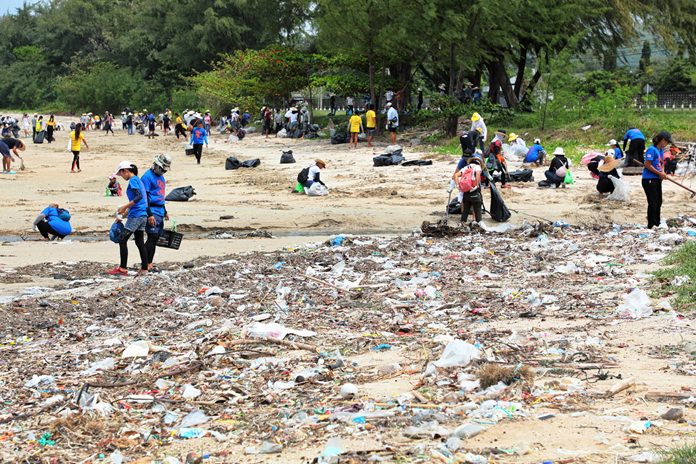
[277,128,288,138]
[607,175,630,201]
[615,288,652,319]
[433,340,480,368]
[307,183,329,196]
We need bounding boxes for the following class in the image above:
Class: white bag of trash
[306,183,329,196]
[607,175,630,202]
[615,288,652,319]
[433,340,480,368]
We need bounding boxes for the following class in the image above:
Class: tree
[639,41,651,74]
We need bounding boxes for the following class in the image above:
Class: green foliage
[56,62,165,113]
[654,58,696,92]
[652,242,696,311]
[192,47,323,112]
[658,443,696,464]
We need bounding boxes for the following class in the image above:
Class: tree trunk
[377,64,386,135]
[368,56,376,108]
[520,68,542,103]
[514,44,528,99]
[487,61,500,104]
[448,42,455,98]
[493,59,519,108]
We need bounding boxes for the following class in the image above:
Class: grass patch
[652,241,696,312]
[659,443,696,464]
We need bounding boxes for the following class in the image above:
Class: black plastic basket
[157,229,183,249]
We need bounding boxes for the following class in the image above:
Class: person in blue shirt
[622,128,646,166]
[606,139,624,161]
[108,161,149,276]
[190,121,208,164]
[32,204,72,240]
[142,154,171,271]
[642,131,672,229]
[524,138,547,166]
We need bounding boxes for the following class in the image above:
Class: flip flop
[0,171,17,175]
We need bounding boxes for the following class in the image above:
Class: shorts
[350,130,360,135]
[146,215,164,236]
[125,216,147,232]
[387,126,397,133]
[366,128,375,136]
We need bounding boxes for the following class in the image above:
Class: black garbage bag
[166,186,196,202]
[509,169,534,182]
[33,130,46,144]
[448,199,462,214]
[241,159,260,168]
[330,128,348,144]
[402,160,433,166]
[373,154,406,167]
[225,156,241,170]
[280,150,296,164]
[237,129,246,140]
[488,183,511,222]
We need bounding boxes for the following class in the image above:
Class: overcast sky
[3,0,41,14]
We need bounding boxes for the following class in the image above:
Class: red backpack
[458,165,479,192]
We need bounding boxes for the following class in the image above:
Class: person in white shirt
[345,96,354,114]
[285,107,299,133]
[470,112,487,142]
[386,103,399,144]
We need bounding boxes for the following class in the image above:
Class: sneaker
[107,267,128,276]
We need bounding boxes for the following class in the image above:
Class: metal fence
[637,92,696,110]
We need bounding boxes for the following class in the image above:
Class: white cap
[386,102,392,107]
[113,160,134,176]
[607,139,617,146]
[534,138,541,144]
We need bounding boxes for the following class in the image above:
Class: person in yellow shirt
[69,123,89,173]
[174,113,187,139]
[348,110,363,149]
[365,104,376,147]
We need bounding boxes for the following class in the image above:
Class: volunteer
[606,138,624,160]
[348,110,363,149]
[142,154,171,271]
[524,138,547,165]
[32,204,72,240]
[543,147,570,188]
[642,131,672,229]
[622,127,646,166]
[470,112,487,141]
[386,103,399,145]
[596,152,621,194]
[69,123,89,173]
[190,120,208,164]
[0,138,25,173]
[453,157,484,225]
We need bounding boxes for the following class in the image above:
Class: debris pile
[0,219,694,462]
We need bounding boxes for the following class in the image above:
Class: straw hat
[315,159,326,168]
[598,153,620,172]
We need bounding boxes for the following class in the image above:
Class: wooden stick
[86,361,204,388]
[301,274,345,292]
[630,159,696,196]
[601,378,635,398]
[224,337,318,353]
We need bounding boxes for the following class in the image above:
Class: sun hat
[315,159,327,168]
[552,147,565,156]
[495,129,507,136]
[153,154,172,170]
[475,127,483,134]
[468,156,482,165]
[471,112,481,122]
[534,138,541,144]
[438,83,446,90]
[598,154,620,172]
[508,133,518,142]
[607,139,617,146]
[113,160,134,176]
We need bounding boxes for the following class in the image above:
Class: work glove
[447,179,456,193]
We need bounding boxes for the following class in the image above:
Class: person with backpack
[190,120,208,164]
[454,157,484,225]
[296,159,327,191]
[460,127,484,161]
[69,123,89,173]
[486,129,510,188]
[108,160,149,277]
[32,204,72,240]
[142,154,171,271]
[542,147,570,188]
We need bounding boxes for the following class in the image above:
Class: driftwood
[224,337,318,353]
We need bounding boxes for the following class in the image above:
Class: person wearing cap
[453,156,484,224]
[106,175,122,196]
[524,138,547,165]
[141,154,172,270]
[460,126,484,161]
[642,131,672,229]
[126,112,134,135]
[297,159,327,190]
[543,147,570,188]
[470,113,487,142]
[190,120,208,164]
[386,102,399,145]
[596,151,621,194]
[664,145,680,175]
[622,127,646,166]
[108,161,149,276]
[487,129,510,188]
[417,88,424,111]
[68,123,88,173]
[607,139,624,161]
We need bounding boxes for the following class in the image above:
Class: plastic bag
[307,183,329,196]
[433,340,480,368]
[607,175,630,201]
[616,288,652,319]
[109,221,125,243]
[166,186,196,201]
[564,169,574,184]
